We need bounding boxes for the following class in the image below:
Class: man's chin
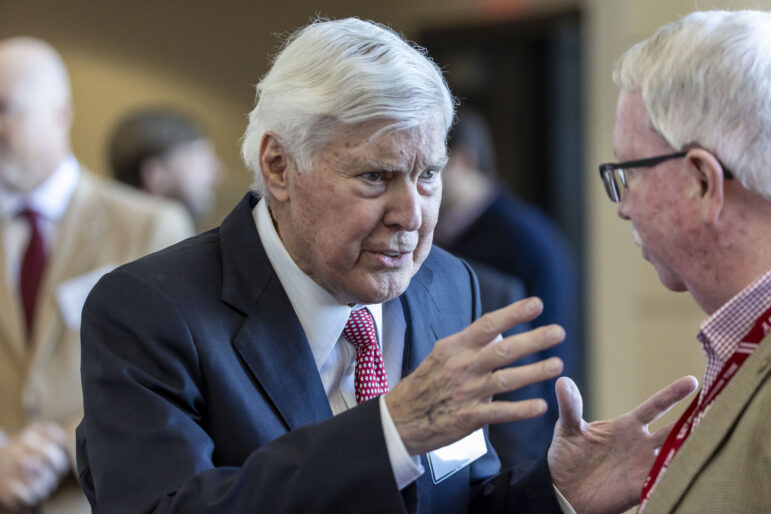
[653,266,687,292]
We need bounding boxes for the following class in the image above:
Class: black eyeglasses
[598,151,734,202]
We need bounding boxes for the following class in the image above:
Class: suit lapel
[400,264,439,377]
[223,194,332,430]
[0,226,26,365]
[646,334,771,512]
[30,174,104,358]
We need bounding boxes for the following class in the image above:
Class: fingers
[650,420,677,450]
[478,398,549,425]
[463,297,544,349]
[0,424,69,508]
[555,376,584,433]
[19,429,68,475]
[485,357,563,396]
[477,324,565,371]
[631,376,699,425]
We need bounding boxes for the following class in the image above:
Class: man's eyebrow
[432,155,449,169]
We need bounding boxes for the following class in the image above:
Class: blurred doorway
[421,10,586,390]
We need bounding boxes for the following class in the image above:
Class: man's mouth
[632,227,643,248]
[369,249,412,267]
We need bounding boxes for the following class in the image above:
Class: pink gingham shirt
[694,268,771,426]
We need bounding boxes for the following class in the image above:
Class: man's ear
[140,158,171,195]
[259,132,291,203]
[686,148,725,224]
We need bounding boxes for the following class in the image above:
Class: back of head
[110,108,203,188]
[448,107,497,175]
[613,10,771,197]
[241,17,455,197]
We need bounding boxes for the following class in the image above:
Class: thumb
[555,376,584,433]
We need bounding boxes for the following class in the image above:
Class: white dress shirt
[253,198,423,489]
[0,155,80,286]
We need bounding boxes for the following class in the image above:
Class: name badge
[426,428,487,484]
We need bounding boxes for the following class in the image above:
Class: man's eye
[361,172,383,182]
[420,169,439,181]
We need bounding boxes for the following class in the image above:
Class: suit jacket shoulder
[646,335,771,513]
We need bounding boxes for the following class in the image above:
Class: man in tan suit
[599,10,771,513]
[0,37,194,512]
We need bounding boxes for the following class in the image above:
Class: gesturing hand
[548,376,699,514]
[0,423,70,509]
[387,297,565,455]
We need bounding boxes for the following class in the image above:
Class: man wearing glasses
[600,10,771,513]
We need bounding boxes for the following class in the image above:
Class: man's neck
[688,203,771,315]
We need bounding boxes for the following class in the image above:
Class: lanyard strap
[638,304,771,511]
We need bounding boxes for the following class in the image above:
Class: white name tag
[56,265,115,330]
[426,428,487,484]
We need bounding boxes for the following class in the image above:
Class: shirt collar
[697,268,771,364]
[0,155,81,222]
[253,197,382,370]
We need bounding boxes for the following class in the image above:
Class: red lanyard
[638,304,771,511]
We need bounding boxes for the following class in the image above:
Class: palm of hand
[548,376,698,514]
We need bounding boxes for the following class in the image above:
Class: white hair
[241,17,455,197]
[613,10,771,197]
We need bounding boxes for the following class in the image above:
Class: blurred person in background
[435,107,578,467]
[109,108,223,229]
[0,37,193,513]
[603,10,771,512]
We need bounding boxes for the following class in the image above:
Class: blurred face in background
[0,39,72,193]
[151,138,223,220]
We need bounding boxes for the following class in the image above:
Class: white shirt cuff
[554,485,577,514]
[379,395,424,490]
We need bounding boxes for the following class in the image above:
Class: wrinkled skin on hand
[387,297,566,455]
[548,375,699,514]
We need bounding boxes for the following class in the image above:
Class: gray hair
[241,17,455,197]
[613,10,771,197]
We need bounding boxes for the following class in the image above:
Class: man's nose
[616,198,631,220]
[385,183,421,231]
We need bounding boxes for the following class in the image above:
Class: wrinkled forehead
[353,118,448,164]
[613,89,668,157]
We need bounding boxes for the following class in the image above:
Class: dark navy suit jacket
[76,193,561,513]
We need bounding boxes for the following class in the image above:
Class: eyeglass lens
[602,169,627,202]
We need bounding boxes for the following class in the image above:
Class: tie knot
[342,307,389,403]
[343,308,377,351]
[18,207,41,224]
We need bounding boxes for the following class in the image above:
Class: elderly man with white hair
[77,17,696,513]
[0,38,193,513]
[600,10,771,513]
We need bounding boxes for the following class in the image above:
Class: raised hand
[0,422,69,509]
[548,376,699,514]
[386,297,565,455]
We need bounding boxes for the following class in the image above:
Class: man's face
[163,138,222,219]
[0,53,69,193]
[275,119,446,305]
[613,89,698,292]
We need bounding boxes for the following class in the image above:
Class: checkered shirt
[694,268,771,426]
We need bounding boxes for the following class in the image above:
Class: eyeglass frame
[598,150,734,203]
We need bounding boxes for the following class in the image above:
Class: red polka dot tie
[342,307,389,403]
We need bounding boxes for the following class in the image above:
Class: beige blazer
[0,171,194,514]
[645,333,771,513]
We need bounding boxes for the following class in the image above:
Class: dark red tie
[19,207,46,335]
[342,307,389,403]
